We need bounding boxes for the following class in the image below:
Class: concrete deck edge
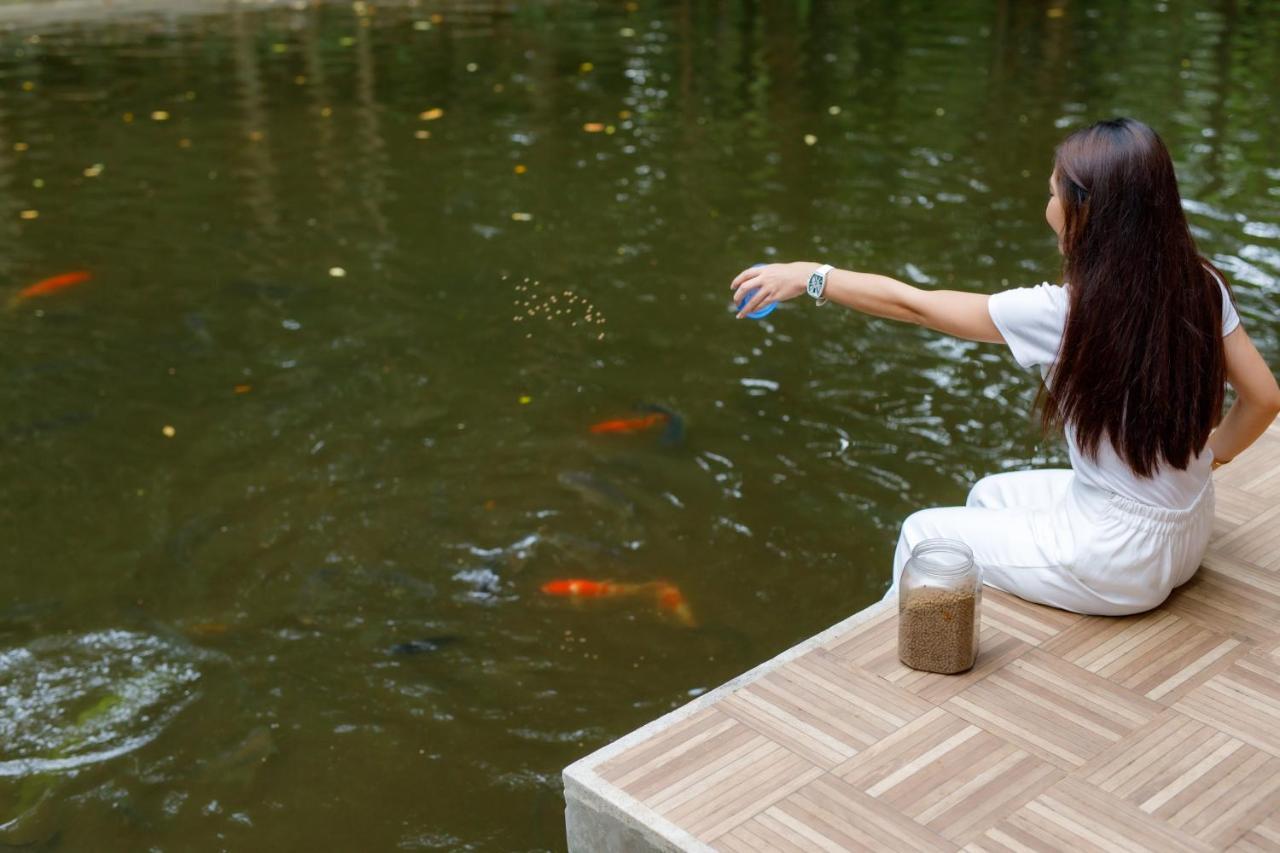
[563,595,895,851]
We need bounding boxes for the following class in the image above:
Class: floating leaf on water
[518,395,532,405]
[32,178,43,189]
[466,62,478,72]
[419,107,444,121]
[162,425,176,438]
[828,105,842,115]
[413,20,432,30]
[328,266,347,278]
[804,134,817,146]
[21,81,35,91]
[513,164,527,174]
[320,106,333,118]
[19,210,38,220]
[122,112,134,123]
[605,125,616,135]
[429,12,444,23]
[414,130,431,140]
[271,43,288,53]
[935,107,946,116]
[579,61,594,73]
[339,36,355,47]
[618,110,631,119]
[233,384,252,394]
[13,141,29,152]
[1046,6,1065,17]
[619,27,635,37]
[511,212,533,221]
[83,163,104,177]
[151,110,170,121]
[583,122,604,133]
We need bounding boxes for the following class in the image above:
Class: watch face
[808,274,821,295]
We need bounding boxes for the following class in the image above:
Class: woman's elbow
[894,292,931,327]
[1264,389,1280,418]
[1248,384,1280,419]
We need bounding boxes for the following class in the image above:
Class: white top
[988,271,1240,510]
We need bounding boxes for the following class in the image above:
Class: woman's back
[989,269,1241,510]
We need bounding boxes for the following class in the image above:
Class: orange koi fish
[589,412,669,435]
[654,583,697,627]
[541,579,637,597]
[541,578,697,626]
[12,270,93,304]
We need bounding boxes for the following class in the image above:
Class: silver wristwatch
[807,263,833,306]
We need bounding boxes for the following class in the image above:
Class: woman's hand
[729,261,818,319]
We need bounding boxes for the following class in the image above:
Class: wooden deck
[563,420,1280,852]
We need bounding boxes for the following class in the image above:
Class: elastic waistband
[1081,475,1213,526]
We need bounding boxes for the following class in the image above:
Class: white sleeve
[987,283,1068,369]
[1207,267,1240,336]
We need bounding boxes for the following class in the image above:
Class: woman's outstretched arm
[730,261,1006,344]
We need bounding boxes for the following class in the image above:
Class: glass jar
[898,539,982,674]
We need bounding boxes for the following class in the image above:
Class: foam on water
[0,631,202,777]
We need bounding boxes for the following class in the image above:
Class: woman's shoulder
[991,280,1069,316]
[988,281,1069,369]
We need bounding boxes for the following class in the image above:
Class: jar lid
[910,538,974,576]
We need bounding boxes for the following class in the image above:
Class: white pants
[880,469,1215,616]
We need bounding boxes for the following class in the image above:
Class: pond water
[1,0,1277,849]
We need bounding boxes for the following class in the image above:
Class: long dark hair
[1040,117,1230,478]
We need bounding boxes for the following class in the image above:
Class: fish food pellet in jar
[898,586,977,673]
[897,538,981,674]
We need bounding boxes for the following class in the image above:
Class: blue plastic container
[735,263,777,319]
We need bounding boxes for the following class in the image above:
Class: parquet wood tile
[1072,707,1280,848]
[963,776,1215,852]
[972,587,1085,646]
[565,419,1280,852]
[718,648,934,768]
[1039,608,1247,704]
[832,706,1063,844]
[655,744,820,841]
[1163,557,1280,646]
[823,603,1032,703]
[942,647,1164,770]
[721,774,960,852]
[1172,650,1280,758]
[1226,808,1280,852]
[1211,504,1280,570]
[1211,483,1261,539]
[1213,431,1280,494]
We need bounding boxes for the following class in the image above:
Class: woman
[730,117,1280,616]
